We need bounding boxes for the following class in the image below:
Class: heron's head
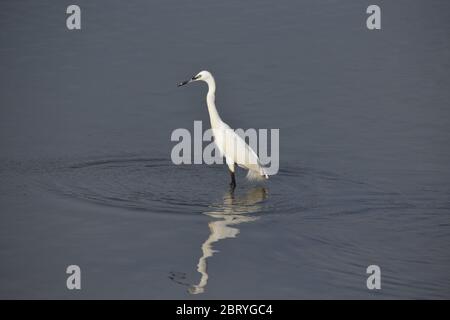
[177,70,212,87]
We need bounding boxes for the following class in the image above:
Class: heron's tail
[246,168,269,181]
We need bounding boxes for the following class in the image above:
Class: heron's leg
[225,158,236,189]
[229,170,236,189]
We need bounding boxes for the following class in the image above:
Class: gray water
[1,0,449,299]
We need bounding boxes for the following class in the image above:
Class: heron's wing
[223,129,264,173]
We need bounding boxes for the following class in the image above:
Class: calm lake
[0,0,449,298]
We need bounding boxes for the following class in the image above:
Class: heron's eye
[192,74,201,80]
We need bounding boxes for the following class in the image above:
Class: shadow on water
[188,187,267,294]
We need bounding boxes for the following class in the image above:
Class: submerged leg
[226,158,236,189]
[229,170,236,189]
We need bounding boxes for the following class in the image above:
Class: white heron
[178,70,268,188]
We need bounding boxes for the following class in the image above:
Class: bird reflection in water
[189,187,267,294]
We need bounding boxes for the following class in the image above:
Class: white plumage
[178,70,268,187]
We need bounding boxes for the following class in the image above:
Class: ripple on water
[39,156,407,217]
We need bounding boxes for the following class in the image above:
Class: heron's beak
[177,79,192,87]
[177,75,200,87]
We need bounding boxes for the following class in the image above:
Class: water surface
[0,0,449,298]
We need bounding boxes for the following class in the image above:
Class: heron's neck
[205,78,222,128]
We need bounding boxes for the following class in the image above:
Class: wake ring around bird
[38,156,381,217]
